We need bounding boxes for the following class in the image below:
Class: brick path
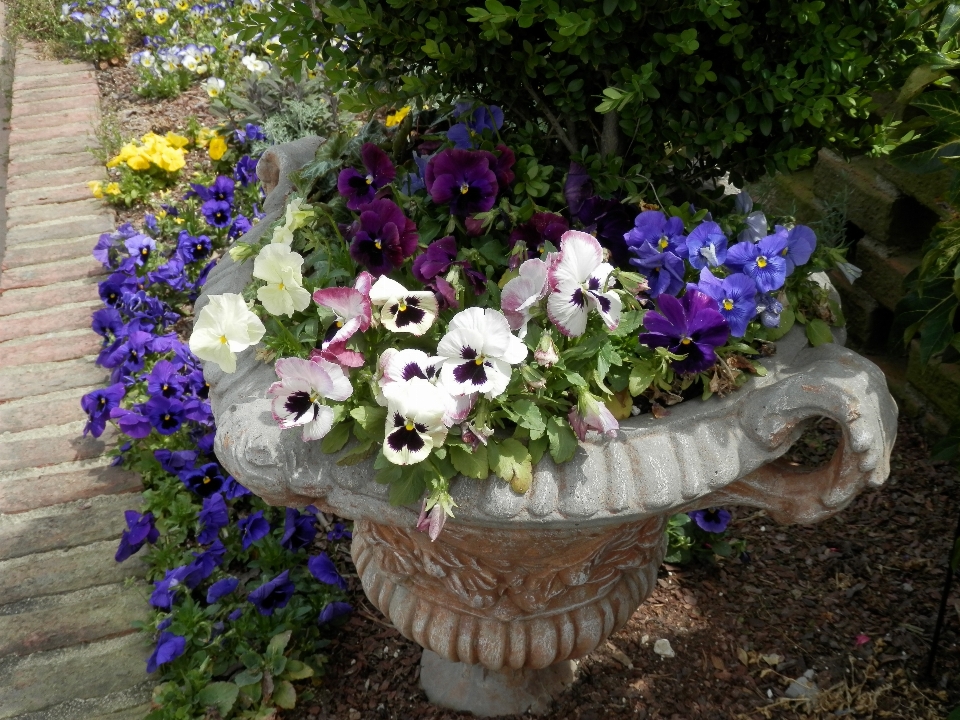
[0,38,152,720]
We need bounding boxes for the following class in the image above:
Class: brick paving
[0,37,153,720]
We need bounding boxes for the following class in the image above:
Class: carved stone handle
[683,341,898,524]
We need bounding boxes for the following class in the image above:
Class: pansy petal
[557,230,603,283]
[302,405,335,441]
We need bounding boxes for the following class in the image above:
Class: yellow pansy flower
[208,135,228,161]
[105,182,122,195]
[385,106,411,128]
[164,132,190,149]
[195,127,216,148]
[88,181,104,199]
[127,154,151,171]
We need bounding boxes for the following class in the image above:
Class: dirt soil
[88,62,960,720]
[287,417,960,720]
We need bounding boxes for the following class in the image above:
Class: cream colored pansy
[190,293,266,373]
[285,197,313,231]
[253,244,311,317]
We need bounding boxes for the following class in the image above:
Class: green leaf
[805,318,834,347]
[488,438,533,493]
[198,682,239,715]
[450,444,489,479]
[513,399,546,439]
[272,679,297,709]
[234,669,263,687]
[528,434,548,465]
[321,421,352,454]
[628,359,656,395]
[336,439,376,466]
[282,660,314,680]
[240,651,261,669]
[919,301,957,364]
[266,631,292,659]
[351,405,388,432]
[546,416,578,464]
[388,467,427,506]
[940,4,960,44]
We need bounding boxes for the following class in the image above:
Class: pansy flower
[416,499,447,542]
[756,291,784,328]
[248,570,296,616]
[319,601,352,625]
[689,507,731,533]
[253,244,311,317]
[685,221,728,270]
[347,198,419,276]
[337,143,396,210]
[146,360,184,399]
[624,210,687,257]
[312,271,374,347]
[115,510,159,562]
[425,148,498,216]
[207,577,239,604]
[308,552,347,590]
[725,234,788,293]
[691,268,757,338]
[501,257,549,338]
[628,243,685,298]
[738,211,768,243]
[639,290,730,374]
[509,212,568,264]
[436,307,527,397]
[266,357,353,441]
[197,493,228,545]
[144,396,186,436]
[776,224,817,275]
[381,378,450,465]
[125,234,156,266]
[369,276,438,336]
[176,231,212,263]
[191,176,235,206]
[146,632,186,674]
[547,230,622,337]
[81,383,126,437]
[412,235,458,283]
[447,102,504,149]
[237,511,270,549]
[181,462,225,498]
[201,199,232,228]
[379,349,473,426]
[280,507,317,551]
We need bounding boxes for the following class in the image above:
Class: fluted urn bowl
[197,138,899,717]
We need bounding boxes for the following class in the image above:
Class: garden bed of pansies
[50,1,960,718]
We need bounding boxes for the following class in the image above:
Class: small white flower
[190,293,266,373]
[181,54,200,72]
[253,244,311,317]
[266,357,353,441]
[368,276,437,336]
[436,307,527,398]
[382,378,450,465]
[546,230,621,338]
[201,77,225,98]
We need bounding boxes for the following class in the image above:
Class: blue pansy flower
[725,234,788,293]
[308,552,348,590]
[237,511,270,549]
[81,383,126,437]
[685,221,728,270]
[447,102,503,149]
[124,234,156,266]
[197,493,229,544]
[181,462,225,497]
[143,396,186,436]
[690,268,757,338]
[146,632,186,673]
[248,570,295,616]
[115,509,159,562]
[629,244,686,298]
[624,210,687,258]
[207,577,239,604]
[776,224,817,275]
[318,601,352,625]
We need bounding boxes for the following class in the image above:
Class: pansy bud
[534,332,559,367]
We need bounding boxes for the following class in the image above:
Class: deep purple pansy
[638,290,730,374]
[337,143,396,210]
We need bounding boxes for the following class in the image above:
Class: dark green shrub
[236,0,937,202]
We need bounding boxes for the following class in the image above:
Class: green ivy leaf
[198,682,239,715]
[450,444,489,479]
[489,438,533,493]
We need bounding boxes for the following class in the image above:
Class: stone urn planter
[197,137,899,717]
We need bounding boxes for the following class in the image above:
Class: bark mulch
[286,417,960,720]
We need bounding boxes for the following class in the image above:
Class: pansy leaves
[197,682,239,715]
[511,399,546,440]
[628,358,657,395]
[320,422,352,454]
[450,444,489,479]
[489,438,533,494]
[546,417,578,465]
[804,318,834,348]
[350,405,388,433]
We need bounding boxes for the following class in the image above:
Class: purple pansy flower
[150,566,191,609]
[146,360,184,399]
[624,210,687,258]
[308,552,347,590]
[201,199,232,228]
[689,507,732,533]
[725,234,788,293]
[347,198,419,276]
[81,383,126,437]
[176,231,212,263]
[143,396,186,436]
[639,290,730,374]
[318,601,352,625]
[280,507,317,551]
[197,493,229,545]
[147,255,188,291]
[99,272,138,307]
[206,577,239,604]
[447,102,504,149]
[337,143,396,210]
[777,224,817,275]
[115,509,159,562]
[234,155,258,186]
[248,570,296,616]
[190,540,225,579]
[628,244,686,298]
[228,215,252,239]
[237,511,270,549]
[147,632,186,673]
[180,462,225,497]
[125,234,156,266]
[685,221,728,270]
[154,449,197,476]
[690,268,757,338]
[412,235,458,283]
[424,149,498,216]
[92,308,125,340]
[756,291,783,328]
[509,212,568,264]
[109,407,153,438]
[327,522,352,541]
[191,176,235,206]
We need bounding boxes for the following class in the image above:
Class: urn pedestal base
[420,650,578,716]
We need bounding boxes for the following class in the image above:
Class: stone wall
[751,150,957,437]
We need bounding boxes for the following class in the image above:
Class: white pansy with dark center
[500,257,549,339]
[546,230,621,338]
[368,276,438,336]
[189,293,266,373]
[382,378,450,465]
[253,244,311,317]
[436,307,527,398]
[266,357,352,441]
[380,348,474,425]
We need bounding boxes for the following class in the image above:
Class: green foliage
[8,0,71,47]
[234,0,936,205]
[664,512,745,564]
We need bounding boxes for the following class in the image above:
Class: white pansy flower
[436,307,527,398]
[253,244,311,317]
[546,230,621,338]
[266,357,352,441]
[368,276,437,336]
[285,197,313,231]
[382,378,450,465]
[190,293,266,373]
[271,223,294,245]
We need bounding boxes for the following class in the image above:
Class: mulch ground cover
[89,64,960,720]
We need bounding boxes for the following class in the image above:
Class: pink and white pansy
[266,357,353,441]
[381,378,450,465]
[380,349,475,425]
[436,307,527,398]
[312,271,374,346]
[546,230,621,337]
[368,276,438,336]
[500,257,549,339]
